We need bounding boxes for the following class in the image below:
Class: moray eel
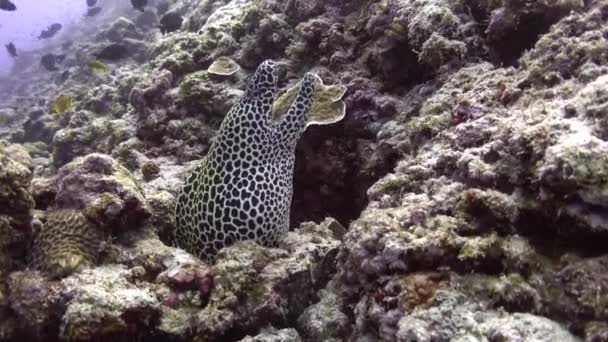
[174,60,315,261]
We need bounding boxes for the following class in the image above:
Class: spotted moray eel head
[245,59,280,103]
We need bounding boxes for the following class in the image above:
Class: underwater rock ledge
[0,0,607,341]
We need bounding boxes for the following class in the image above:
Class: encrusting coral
[30,209,103,278]
[0,141,34,278]
[29,153,149,277]
[1,0,608,340]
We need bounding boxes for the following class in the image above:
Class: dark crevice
[487,10,560,67]
[463,1,491,24]
[290,121,399,229]
[458,187,608,262]
[367,42,434,89]
[516,203,608,259]
[462,0,574,67]
[462,192,608,259]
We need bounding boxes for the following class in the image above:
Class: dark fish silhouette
[86,0,97,7]
[159,12,182,34]
[38,23,62,39]
[0,0,16,11]
[85,6,102,17]
[5,42,17,57]
[40,53,65,71]
[131,0,147,12]
[95,44,128,60]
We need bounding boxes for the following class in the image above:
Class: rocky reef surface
[1,0,608,341]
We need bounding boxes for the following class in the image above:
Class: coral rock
[141,160,161,182]
[59,265,160,341]
[238,327,301,342]
[50,153,150,231]
[7,271,58,340]
[157,262,214,300]
[0,141,33,277]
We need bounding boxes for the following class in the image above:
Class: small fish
[53,95,73,115]
[131,0,147,12]
[88,59,108,73]
[85,6,102,17]
[0,0,16,11]
[5,42,17,57]
[159,12,182,34]
[86,0,97,7]
[41,53,65,71]
[95,44,128,60]
[38,23,62,39]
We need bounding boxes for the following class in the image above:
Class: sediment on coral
[1,0,608,340]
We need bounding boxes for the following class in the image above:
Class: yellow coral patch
[272,73,347,127]
[207,56,240,76]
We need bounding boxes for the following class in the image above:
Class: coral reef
[334,2,608,340]
[158,219,341,341]
[1,0,608,340]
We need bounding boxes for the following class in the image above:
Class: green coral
[150,33,207,75]
[179,71,211,102]
[457,233,503,265]
[32,154,148,278]
[30,210,104,278]
[407,2,462,49]
[207,56,240,76]
[178,70,237,119]
[272,73,347,127]
[403,113,451,151]
[113,161,145,197]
